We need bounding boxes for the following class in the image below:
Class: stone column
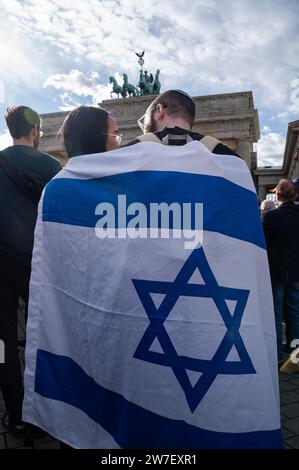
[236,139,252,168]
[258,185,266,202]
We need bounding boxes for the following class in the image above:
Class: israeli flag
[23,141,283,449]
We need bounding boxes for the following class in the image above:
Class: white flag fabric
[23,141,283,449]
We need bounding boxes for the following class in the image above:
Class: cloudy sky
[0,0,298,166]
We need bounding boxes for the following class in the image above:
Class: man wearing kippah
[127,89,240,158]
[0,106,61,437]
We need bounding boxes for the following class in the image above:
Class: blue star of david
[132,247,256,412]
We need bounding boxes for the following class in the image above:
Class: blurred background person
[260,199,276,220]
[263,179,299,367]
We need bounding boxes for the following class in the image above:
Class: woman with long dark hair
[59,105,121,158]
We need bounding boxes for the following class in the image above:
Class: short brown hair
[5,106,41,139]
[149,90,196,128]
[275,179,297,202]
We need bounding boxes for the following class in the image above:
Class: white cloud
[0,9,45,90]
[0,0,298,131]
[1,0,298,99]
[257,127,286,167]
[0,130,12,150]
[288,78,299,114]
[43,69,112,108]
[273,78,299,120]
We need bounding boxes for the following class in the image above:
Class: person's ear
[31,125,38,140]
[156,104,166,121]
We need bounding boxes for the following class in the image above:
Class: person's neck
[159,118,191,131]
[13,137,33,147]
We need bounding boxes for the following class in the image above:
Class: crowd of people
[0,89,297,447]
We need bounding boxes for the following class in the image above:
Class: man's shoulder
[263,207,276,221]
[124,127,203,147]
[124,128,240,158]
[263,204,296,222]
[1,145,60,164]
[23,147,62,173]
[3,145,62,180]
[36,150,61,168]
[278,202,299,217]
[262,208,279,231]
[212,142,241,158]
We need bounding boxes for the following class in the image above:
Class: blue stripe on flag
[35,350,283,449]
[43,172,265,248]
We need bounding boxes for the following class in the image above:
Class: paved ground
[0,303,298,449]
[279,372,299,448]
[0,372,298,449]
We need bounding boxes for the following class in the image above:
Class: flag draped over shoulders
[23,141,283,449]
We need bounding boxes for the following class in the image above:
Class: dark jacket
[0,145,62,268]
[263,201,299,285]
